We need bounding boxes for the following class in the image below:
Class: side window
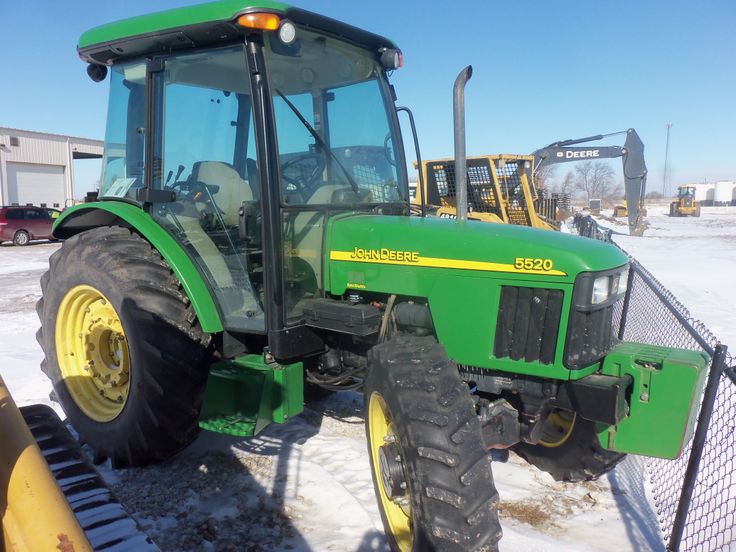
[99,62,146,201]
[150,47,265,332]
[25,209,43,220]
[5,210,23,220]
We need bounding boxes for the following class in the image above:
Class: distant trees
[558,171,575,195]
[573,161,617,201]
[534,165,556,191]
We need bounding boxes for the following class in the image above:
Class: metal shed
[0,127,103,208]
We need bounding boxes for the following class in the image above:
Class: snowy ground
[2,210,733,551]
[594,205,736,347]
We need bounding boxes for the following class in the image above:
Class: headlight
[566,264,629,369]
[592,276,610,305]
[572,265,630,311]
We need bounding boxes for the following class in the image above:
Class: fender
[53,201,223,333]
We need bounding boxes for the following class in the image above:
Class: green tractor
[38,2,708,550]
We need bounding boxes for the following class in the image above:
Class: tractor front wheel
[365,335,501,552]
[513,409,625,482]
[36,226,212,467]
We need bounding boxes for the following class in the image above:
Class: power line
[663,123,673,196]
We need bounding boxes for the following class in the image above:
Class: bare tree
[533,165,556,192]
[558,171,574,195]
[574,161,616,201]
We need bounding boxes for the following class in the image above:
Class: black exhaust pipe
[453,65,473,221]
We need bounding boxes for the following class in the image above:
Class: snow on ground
[590,205,736,347]
[5,209,732,551]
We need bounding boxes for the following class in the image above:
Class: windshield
[679,187,695,197]
[264,28,407,206]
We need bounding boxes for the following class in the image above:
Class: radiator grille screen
[494,286,563,365]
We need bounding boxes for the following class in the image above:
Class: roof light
[278,20,297,45]
[237,13,281,31]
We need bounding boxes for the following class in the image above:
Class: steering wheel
[280,153,326,198]
[384,132,397,167]
[169,180,220,203]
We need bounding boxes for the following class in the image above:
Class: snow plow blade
[1,375,157,551]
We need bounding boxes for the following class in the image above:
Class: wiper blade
[275,89,360,194]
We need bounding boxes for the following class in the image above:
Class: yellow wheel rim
[368,392,413,551]
[539,410,576,448]
[55,285,131,422]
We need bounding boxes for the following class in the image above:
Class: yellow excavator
[1,373,155,550]
[413,129,648,235]
[413,154,558,230]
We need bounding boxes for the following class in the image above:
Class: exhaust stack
[453,65,473,221]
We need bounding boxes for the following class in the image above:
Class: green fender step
[199,354,304,437]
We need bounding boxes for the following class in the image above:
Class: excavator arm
[533,128,647,235]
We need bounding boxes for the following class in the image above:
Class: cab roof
[78,0,398,65]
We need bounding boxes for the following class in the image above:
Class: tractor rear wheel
[36,226,212,467]
[365,335,501,552]
[513,409,625,482]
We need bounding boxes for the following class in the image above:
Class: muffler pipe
[453,65,473,221]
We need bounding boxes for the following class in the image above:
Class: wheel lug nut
[383,434,396,443]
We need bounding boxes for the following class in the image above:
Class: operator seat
[191,161,254,226]
[168,161,261,317]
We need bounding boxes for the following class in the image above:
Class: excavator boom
[533,128,647,235]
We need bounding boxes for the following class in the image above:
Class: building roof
[0,127,103,146]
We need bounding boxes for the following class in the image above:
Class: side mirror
[379,48,403,70]
[87,63,108,83]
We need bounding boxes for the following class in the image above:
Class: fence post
[666,344,728,552]
[617,264,636,340]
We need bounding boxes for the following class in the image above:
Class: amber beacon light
[237,13,281,30]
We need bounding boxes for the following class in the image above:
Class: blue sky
[2,0,734,196]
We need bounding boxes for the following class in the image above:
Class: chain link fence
[574,214,735,551]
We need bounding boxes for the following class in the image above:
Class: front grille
[494,286,563,365]
[564,305,615,369]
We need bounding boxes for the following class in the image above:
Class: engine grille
[494,286,563,365]
[564,304,616,369]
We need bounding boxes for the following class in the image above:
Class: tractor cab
[86,4,408,344]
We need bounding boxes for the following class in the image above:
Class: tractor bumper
[596,343,709,459]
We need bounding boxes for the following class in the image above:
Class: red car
[0,206,61,246]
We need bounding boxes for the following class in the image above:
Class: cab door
[148,46,266,333]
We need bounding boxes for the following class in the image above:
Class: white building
[0,127,103,208]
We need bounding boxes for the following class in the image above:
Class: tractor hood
[326,214,627,291]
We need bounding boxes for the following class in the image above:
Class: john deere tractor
[37,2,708,550]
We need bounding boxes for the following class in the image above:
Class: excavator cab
[415,154,556,229]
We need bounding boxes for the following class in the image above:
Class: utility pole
[663,123,673,196]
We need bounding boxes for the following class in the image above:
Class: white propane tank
[714,181,734,204]
[691,183,714,202]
